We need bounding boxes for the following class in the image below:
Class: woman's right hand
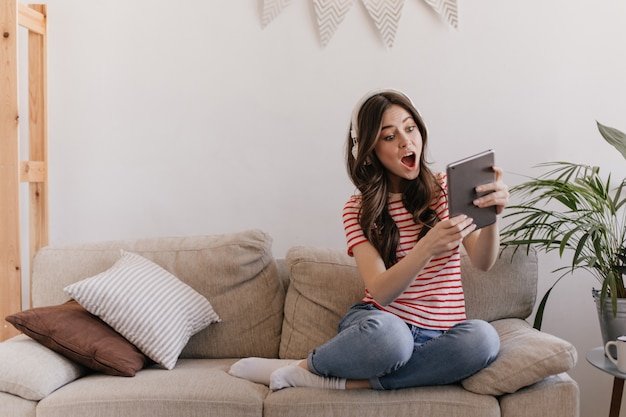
[418,215,476,258]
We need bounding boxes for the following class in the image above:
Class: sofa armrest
[499,373,580,417]
[0,391,37,416]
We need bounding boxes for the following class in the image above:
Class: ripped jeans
[306,302,500,390]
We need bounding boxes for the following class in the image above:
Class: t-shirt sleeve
[342,196,367,256]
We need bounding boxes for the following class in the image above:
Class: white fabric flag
[361,0,405,49]
[261,0,293,28]
[422,0,459,29]
[313,0,354,47]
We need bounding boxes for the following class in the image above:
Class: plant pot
[593,289,626,357]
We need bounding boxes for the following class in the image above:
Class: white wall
[18,1,626,416]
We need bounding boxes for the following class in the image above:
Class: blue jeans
[307,302,500,390]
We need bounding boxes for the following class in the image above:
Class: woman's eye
[407,125,416,133]
[384,134,395,141]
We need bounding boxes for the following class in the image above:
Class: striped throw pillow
[64,250,220,370]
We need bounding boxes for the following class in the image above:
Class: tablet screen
[446,150,496,229]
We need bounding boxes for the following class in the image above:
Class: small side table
[587,347,626,417]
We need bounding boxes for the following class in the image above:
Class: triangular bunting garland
[261,0,293,28]
[260,0,460,47]
[422,0,458,29]
[361,0,405,49]
[313,0,354,47]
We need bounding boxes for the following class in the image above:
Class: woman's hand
[420,214,476,258]
[472,166,509,214]
[462,165,510,271]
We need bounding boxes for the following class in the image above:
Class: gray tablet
[446,149,496,229]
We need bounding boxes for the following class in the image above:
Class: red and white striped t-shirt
[342,172,466,330]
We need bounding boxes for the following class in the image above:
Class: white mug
[605,335,626,373]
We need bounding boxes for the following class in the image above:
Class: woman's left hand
[472,166,509,215]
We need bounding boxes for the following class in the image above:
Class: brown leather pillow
[6,300,149,376]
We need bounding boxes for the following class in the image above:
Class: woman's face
[373,104,422,193]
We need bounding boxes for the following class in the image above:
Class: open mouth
[401,152,417,169]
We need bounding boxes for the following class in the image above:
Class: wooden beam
[0,0,22,341]
[18,2,44,34]
[20,161,46,183]
[27,4,48,308]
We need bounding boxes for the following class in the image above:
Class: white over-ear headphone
[349,88,418,160]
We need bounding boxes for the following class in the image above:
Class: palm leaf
[501,157,626,318]
[597,121,626,161]
[533,287,552,330]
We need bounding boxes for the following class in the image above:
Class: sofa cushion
[64,250,221,370]
[36,359,266,417]
[461,318,578,395]
[0,335,86,401]
[280,246,364,359]
[462,246,538,322]
[6,300,149,376]
[264,384,500,417]
[279,245,540,359]
[32,230,284,359]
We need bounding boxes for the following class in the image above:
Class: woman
[230,89,510,391]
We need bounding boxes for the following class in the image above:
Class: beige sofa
[0,229,579,417]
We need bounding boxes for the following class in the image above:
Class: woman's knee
[473,319,499,348]
[452,319,500,363]
[366,314,414,364]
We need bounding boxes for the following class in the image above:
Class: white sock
[228,357,302,385]
[269,364,347,391]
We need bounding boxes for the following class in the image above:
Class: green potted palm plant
[500,122,626,345]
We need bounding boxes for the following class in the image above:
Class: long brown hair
[346,90,442,268]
